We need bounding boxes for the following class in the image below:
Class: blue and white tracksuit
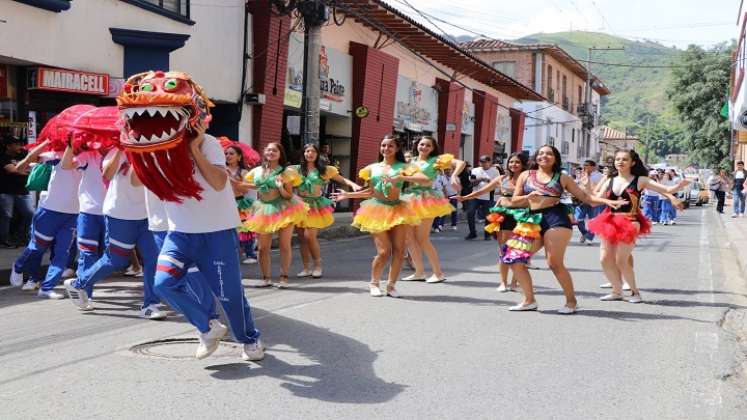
[75,212,103,296]
[73,217,160,309]
[155,229,259,341]
[13,158,81,291]
[74,151,108,296]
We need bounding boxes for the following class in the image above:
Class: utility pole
[644,115,652,164]
[584,46,623,160]
[272,0,329,146]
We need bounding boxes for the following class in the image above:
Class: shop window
[119,0,194,25]
[110,28,191,77]
[492,61,516,78]
[12,0,71,12]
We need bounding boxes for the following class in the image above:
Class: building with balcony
[462,39,610,167]
[730,1,747,164]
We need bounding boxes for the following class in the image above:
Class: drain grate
[129,338,241,360]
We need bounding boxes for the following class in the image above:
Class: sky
[392,0,738,49]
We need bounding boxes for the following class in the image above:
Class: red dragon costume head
[116,70,214,202]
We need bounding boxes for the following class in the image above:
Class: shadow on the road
[402,294,513,306]
[643,299,747,310]
[645,288,747,298]
[204,308,406,404]
[559,309,711,323]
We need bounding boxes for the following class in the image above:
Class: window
[547,65,553,97]
[492,61,516,78]
[119,0,192,24]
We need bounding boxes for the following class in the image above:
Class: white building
[0,0,252,141]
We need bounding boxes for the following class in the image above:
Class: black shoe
[0,241,16,249]
[484,236,492,241]
[464,234,477,240]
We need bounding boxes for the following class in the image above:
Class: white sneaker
[600,282,613,289]
[622,283,631,291]
[63,279,91,309]
[579,236,586,244]
[509,302,538,311]
[242,257,258,265]
[557,306,577,315]
[139,304,167,320]
[627,294,643,304]
[496,284,510,293]
[195,319,228,359]
[369,284,383,297]
[241,339,265,361]
[21,280,38,291]
[386,287,401,298]
[451,226,458,231]
[586,239,594,246]
[62,268,76,279]
[9,270,23,287]
[425,274,446,284]
[600,293,623,301]
[123,266,139,276]
[134,271,144,278]
[401,274,426,281]
[296,269,312,278]
[311,268,323,278]
[38,289,65,299]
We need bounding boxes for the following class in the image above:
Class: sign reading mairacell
[34,68,109,96]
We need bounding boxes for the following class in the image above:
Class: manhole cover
[129,338,242,360]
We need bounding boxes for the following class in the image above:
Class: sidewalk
[717,205,747,280]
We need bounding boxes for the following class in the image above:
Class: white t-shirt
[443,175,459,197]
[163,135,241,233]
[102,151,147,220]
[38,152,82,215]
[144,189,168,232]
[76,151,106,215]
[471,166,500,201]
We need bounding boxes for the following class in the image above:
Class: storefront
[393,74,439,153]
[283,34,354,178]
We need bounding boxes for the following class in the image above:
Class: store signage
[394,75,438,133]
[29,67,109,96]
[27,111,37,142]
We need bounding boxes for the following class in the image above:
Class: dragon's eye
[140,82,155,92]
[163,79,179,92]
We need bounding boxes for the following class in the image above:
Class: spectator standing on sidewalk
[0,136,34,248]
[643,170,661,224]
[732,161,747,218]
[430,170,450,232]
[709,169,729,214]
[443,167,459,230]
[574,160,603,244]
[465,155,499,240]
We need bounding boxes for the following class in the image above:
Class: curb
[715,210,747,280]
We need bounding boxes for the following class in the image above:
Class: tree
[668,43,733,168]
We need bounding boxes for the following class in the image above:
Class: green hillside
[515,31,682,134]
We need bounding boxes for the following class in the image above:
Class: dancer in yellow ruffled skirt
[332,135,428,298]
[292,143,361,279]
[399,136,466,284]
[244,142,308,288]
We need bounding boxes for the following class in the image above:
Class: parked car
[685,179,709,206]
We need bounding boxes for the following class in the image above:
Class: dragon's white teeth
[149,134,159,142]
[139,135,148,143]
[148,108,158,117]
[168,109,180,119]
[169,128,177,136]
[157,108,168,117]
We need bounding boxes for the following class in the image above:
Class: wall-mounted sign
[446,123,457,132]
[284,34,351,116]
[28,67,109,96]
[355,106,369,118]
[394,75,438,133]
[462,102,475,136]
[105,77,126,98]
[27,111,37,142]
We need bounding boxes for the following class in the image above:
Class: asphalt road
[1,207,745,419]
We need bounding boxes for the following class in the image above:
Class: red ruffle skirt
[587,209,651,244]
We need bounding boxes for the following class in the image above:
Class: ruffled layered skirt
[297,195,335,229]
[484,206,518,234]
[352,198,420,233]
[236,197,256,241]
[243,195,309,234]
[500,209,543,265]
[401,188,454,219]
[587,209,651,244]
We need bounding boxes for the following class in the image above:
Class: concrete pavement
[0,207,746,419]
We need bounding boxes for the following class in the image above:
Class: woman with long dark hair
[502,145,627,314]
[243,142,308,288]
[332,135,428,297]
[225,145,257,264]
[399,136,466,283]
[588,149,688,303]
[292,143,361,278]
[457,152,528,292]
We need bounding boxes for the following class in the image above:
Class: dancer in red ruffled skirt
[588,149,689,304]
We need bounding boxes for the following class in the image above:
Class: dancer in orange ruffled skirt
[243,142,308,288]
[332,135,428,298]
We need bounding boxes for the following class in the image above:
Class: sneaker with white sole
[627,294,643,304]
[62,268,76,279]
[401,274,426,281]
[600,282,613,289]
[195,319,228,359]
[63,279,91,309]
[369,284,383,297]
[425,274,446,284]
[509,302,538,311]
[123,266,139,276]
[9,270,23,287]
[38,289,65,299]
[496,284,510,293]
[386,287,401,298]
[311,268,323,278]
[242,257,258,265]
[296,269,312,278]
[241,339,265,361]
[600,293,623,301]
[21,280,38,291]
[557,306,577,315]
[139,304,167,320]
